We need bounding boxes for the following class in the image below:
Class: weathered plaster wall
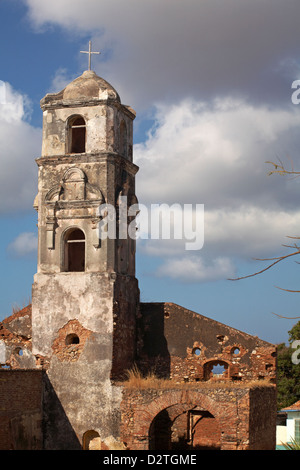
[32,272,115,358]
[34,153,138,275]
[31,271,138,449]
[40,70,135,160]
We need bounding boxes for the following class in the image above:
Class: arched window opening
[212,364,226,376]
[232,347,240,356]
[68,116,86,154]
[64,228,85,272]
[204,360,229,381]
[14,347,23,356]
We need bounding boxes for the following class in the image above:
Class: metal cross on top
[80,41,100,71]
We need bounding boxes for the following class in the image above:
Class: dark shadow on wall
[42,374,81,450]
[137,303,171,378]
[149,407,221,451]
[149,409,172,450]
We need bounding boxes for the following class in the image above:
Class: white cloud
[24,0,300,109]
[0,81,41,213]
[156,255,236,283]
[134,98,300,210]
[7,232,38,257]
[139,206,300,260]
[133,98,300,282]
[49,68,78,93]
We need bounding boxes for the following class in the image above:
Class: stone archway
[122,390,226,450]
[148,403,221,450]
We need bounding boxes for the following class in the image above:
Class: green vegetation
[277,320,300,410]
[282,437,300,450]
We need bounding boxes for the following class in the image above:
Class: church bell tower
[31,54,140,448]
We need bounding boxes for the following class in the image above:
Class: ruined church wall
[0,370,43,450]
[137,302,276,383]
[120,385,276,450]
[248,386,277,450]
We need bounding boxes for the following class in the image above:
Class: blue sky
[1,0,300,345]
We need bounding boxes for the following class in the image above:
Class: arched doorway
[149,409,173,450]
[149,405,221,450]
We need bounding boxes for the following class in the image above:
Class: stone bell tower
[31,62,140,448]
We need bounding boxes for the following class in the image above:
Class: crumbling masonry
[0,70,277,450]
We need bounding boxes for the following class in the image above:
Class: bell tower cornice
[35,152,138,173]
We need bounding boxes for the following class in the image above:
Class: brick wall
[0,370,43,450]
[249,386,277,450]
[120,384,276,450]
[137,303,276,383]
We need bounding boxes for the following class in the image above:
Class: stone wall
[0,305,35,369]
[0,370,43,450]
[137,303,276,383]
[120,384,277,450]
[249,386,277,450]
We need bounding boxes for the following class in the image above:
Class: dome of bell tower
[63,70,120,102]
[40,70,120,108]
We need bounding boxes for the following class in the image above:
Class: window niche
[65,333,80,345]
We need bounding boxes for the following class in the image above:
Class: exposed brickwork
[120,384,276,450]
[0,305,32,347]
[51,319,92,362]
[137,302,276,384]
[249,386,278,450]
[0,306,34,369]
[0,370,43,450]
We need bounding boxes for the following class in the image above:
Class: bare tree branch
[230,159,300,319]
[275,286,300,293]
[228,248,300,281]
[271,312,300,319]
